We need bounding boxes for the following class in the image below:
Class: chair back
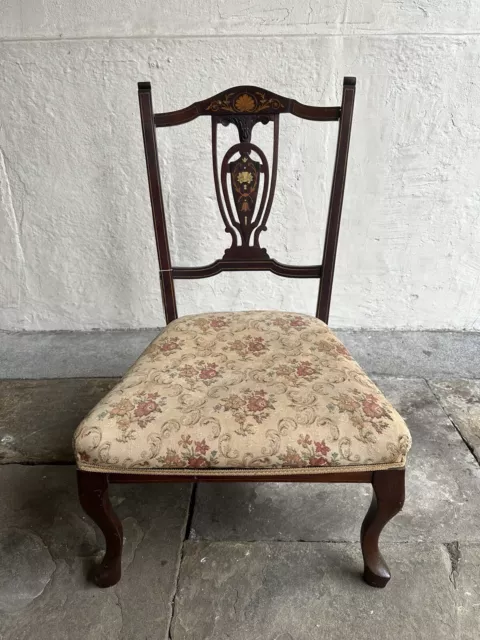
[138,78,356,324]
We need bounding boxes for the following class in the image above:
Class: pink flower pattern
[74,311,411,472]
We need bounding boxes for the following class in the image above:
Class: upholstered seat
[74,310,411,476]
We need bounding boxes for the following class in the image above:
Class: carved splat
[212,114,279,261]
[220,143,270,259]
[219,114,272,143]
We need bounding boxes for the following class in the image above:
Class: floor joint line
[425,378,480,467]
[166,483,197,640]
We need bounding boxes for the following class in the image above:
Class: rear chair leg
[361,469,405,588]
[77,470,123,588]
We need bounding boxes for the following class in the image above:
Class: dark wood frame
[78,77,406,590]
[137,78,356,325]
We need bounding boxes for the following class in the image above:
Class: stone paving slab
[429,379,480,464]
[0,378,117,463]
[191,377,480,543]
[171,541,480,640]
[0,465,191,640]
[1,329,479,379]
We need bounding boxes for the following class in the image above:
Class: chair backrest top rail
[137,82,354,128]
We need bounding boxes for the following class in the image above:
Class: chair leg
[77,470,123,588]
[360,468,405,588]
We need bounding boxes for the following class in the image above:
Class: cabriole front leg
[361,468,405,588]
[77,470,123,587]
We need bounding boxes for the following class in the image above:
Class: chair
[74,78,411,589]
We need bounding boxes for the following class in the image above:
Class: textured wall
[1,2,480,330]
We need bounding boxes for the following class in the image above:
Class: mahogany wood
[361,469,406,587]
[172,258,321,279]
[138,78,356,325]
[153,85,341,127]
[138,83,178,323]
[78,78,407,590]
[108,470,373,484]
[77,470,123,588]
[220,141,270,252]
[316,77,356,321]
[79,467,405,589]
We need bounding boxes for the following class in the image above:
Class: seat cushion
[74,311,411,476]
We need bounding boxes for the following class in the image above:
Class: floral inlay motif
[237,171,253,185]
[206,91,285,114]
[235,94,256,112]
[230,155,260,220]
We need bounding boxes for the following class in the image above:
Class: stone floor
[1,330,480,639]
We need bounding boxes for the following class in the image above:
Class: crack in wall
[0,147,26,311]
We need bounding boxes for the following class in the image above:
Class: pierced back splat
[225,146,265,253]
[212,112,278,261]
[138,80,356,325]
[220,140,270,259]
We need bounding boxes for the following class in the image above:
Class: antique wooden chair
[74,78,411,589]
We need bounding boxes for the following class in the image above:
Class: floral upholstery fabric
[74,311,411,475]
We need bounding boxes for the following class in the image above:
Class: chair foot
[77,470,123,588]
[90,558,122,589]
[363,563,391,588]
[361,469,405,588]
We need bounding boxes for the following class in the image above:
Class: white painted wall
[1,1,480,331]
